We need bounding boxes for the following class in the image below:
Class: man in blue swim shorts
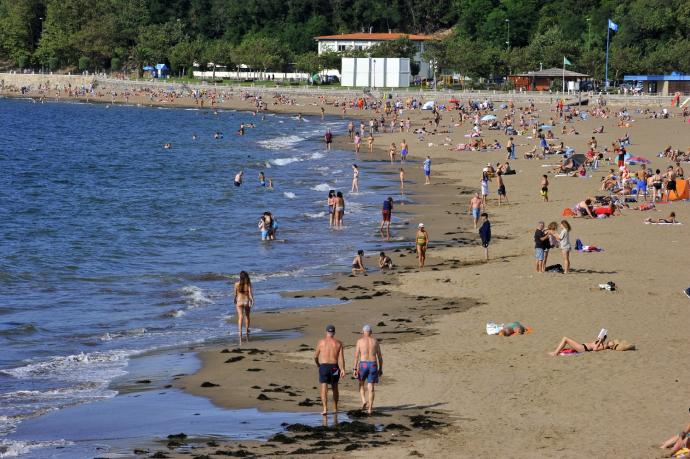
[353,324,383,414]
[314,325,345,415]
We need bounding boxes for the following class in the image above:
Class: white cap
[362,324,371,333]
[418,223,424,228]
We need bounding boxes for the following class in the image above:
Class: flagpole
[605,25,610,90]
[562,57,565,93]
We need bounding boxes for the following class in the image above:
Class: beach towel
[558,349,581,356]
[644,221,682,225]
[578,245,603,252]
[673,447,689,458]
[562,208,576,217]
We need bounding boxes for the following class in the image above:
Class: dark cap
[326,324,335,333]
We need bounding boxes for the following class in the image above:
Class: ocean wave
[303,211,326,219]
[258,135,305,151]
[0,349,135,382]
[0,324,39,337]
[0,439,74,458]
[99,327,147,342]
[310,152,324,160]
[283,192,296,199]
[270,157,301,166]
[311,183,332,192]
[180,285,213,306]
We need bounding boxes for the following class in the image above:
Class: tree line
[0,0,689,81]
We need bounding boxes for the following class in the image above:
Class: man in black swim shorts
[314,325,345,415]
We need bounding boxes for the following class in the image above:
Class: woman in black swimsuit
[548,336,613,356]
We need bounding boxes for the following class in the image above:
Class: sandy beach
[6,80,690,458]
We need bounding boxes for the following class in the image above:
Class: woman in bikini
[234,271,254,341]
[335,191,345,229]
[327,190,336,227]
[645,212,677,224]
[548,336,613,356]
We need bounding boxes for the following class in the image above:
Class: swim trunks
[667,180,676,191]
[234,181,241,187]
[424,169,430,176]
[382,210,391,222]
[498,185,506,196]
[357,361,379,384]
[318,363,340,385]
[472,207,480,219]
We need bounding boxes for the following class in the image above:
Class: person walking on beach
[353,325,383,414]
[324,129,333,151]
[480,171,490,206]
[478,213,491,261]
[540,175,549,202]
[354,132,361,154]
[351,164,360,193]
[347,121,354,140]
[416,223,429,268]
[389,142,397,163]
[423,156,431,185]
[380,197,393,240]
[469,192,483,229]
[400,139,408,162]
[234,271,254,341]
[399,168,405,193]
[367,133,374,153]
[506,136,515,160]
[314,325,345,415]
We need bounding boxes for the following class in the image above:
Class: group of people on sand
[534,220,572,273]
[351,250,394,274]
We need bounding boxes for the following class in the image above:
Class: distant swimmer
[259,171,266,187]
[314,325,345,415]
[233,271,254,341]
[234,171,243,187]
[214,132,223,139]
[297,113,302,121]
[238,124,245,136]
[163,143,172,149]
[192,134,198,140]
[353,324,383,414]
[267,177,273,189]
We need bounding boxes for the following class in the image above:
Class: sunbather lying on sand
[498,321,527,336]
[645,212,677,224]
[660,420,690,457]
[548,336,613,356]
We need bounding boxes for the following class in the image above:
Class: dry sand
[7,86,689,458]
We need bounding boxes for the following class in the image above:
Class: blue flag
[608,19,619,31]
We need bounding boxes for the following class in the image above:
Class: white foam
[270,157,300,166]
[310,152,324,160]
[1,350,134,383]
[303,211,326,219]
[180,285,213,307]
[258,135,305,151]
[0,439,73,458]
[283,192,296,199]
[311,183,332,192]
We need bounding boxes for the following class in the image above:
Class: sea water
[0,99,410,457]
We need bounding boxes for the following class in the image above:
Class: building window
[355,45,364,50]
[337,44,347,51]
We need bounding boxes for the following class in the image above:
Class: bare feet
[548,351,558,356]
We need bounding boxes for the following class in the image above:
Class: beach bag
[575,239,583,251]
[545,264,564,273]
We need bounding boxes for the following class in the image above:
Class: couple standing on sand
[314,324,383,416]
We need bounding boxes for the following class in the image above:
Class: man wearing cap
[314,325,345,415]
[415,223,429,268]
[353,325,383,414]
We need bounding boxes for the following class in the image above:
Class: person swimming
[234,171,243,187]
[259,171,266,187]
